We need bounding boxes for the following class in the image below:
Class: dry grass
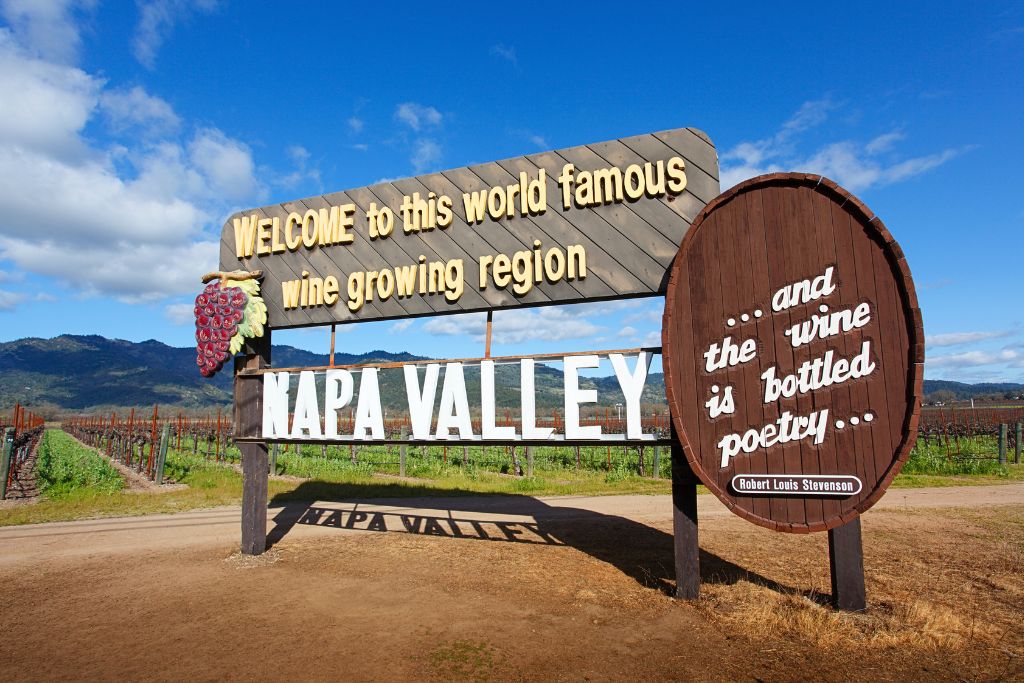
[688,505,1024,681]
[700,581,997,651]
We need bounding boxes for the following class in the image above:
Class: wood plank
[494,156,653,295]
[765,185,806,526]
[393,173,596,307]
[269,200,390,322]
[539,147,680,263]
[324,187,449,316]
[791,186,824,528]
[359,182,494,312]
[529,149,675,286]
[587,137,706,234]
[462,162,611,300]
[558,142,687,247]
[732,189,771,523]
[808,185,845,526]
[620,132,721,209]
[711,191,757,519]
[647,129,722,202]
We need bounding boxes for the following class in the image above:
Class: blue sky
[0,1,1021,383]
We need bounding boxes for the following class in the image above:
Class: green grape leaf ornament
[193,270,266,378]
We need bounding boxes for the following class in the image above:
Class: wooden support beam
[329,324,336,367]
[0,428,12,501]
[828,517,867,611]
[484,310,493,358]
[671,424,699,599]
[236,331,271,556]
[240,443,269,555]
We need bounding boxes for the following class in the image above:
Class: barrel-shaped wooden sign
[662,173,923,533]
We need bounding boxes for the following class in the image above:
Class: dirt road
[1,485,1021,681]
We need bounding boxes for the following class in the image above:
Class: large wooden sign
[219,128,719,329]
[662,174,923,533]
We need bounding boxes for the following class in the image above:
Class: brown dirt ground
[0,488,1021,682]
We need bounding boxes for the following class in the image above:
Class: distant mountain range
[0,335,420,411]
[0,335,1020,412]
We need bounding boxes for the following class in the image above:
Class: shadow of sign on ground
[268,482,822,602]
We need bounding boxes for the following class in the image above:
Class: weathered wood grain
[220,127,719,330]
[662,174,923,534]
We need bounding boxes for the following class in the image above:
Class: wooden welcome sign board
[219,128,719,328]
[662,174,924,533]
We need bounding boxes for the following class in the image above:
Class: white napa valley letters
[260,352,655,441]
[262,368,386,440]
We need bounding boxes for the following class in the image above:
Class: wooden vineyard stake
[147,405,158,475]
[399,427,407,477]
[999,424,1007,465]
[1016,422,1021,465]
[155,424,171,485]
[0,428,12,500]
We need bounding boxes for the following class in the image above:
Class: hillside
[0,335,420,410]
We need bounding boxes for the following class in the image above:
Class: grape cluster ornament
[194,270,267,377]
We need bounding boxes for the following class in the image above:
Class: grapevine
[193,270,267,378]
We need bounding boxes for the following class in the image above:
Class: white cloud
[0,0,92,64]
[927,348,1024,370]
[0,27,262,303]
[563,299,646,317]
[926,330,1014,347]
[422,307,603,344]
[164,301,196,325]
[188,128,260,201]
[0,30,98,159]
[624,308,662,324]
[390,319,414,333]
[719,98,968,191]
[865,131,903,154]
[395,102,442,131]
[0,237,219,302]
[0,144,206,246]
[618,326,637,337]
[347,116,363,133]
[642,330,661,347]
[286,145,309,165]
[490,43,517,67]
[278,144,321,191]
[410,138,442,173]
[100,85,180,137]
[133,0,218,69]
[0,288,25,311]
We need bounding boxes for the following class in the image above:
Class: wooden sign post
[662,173,923,609]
